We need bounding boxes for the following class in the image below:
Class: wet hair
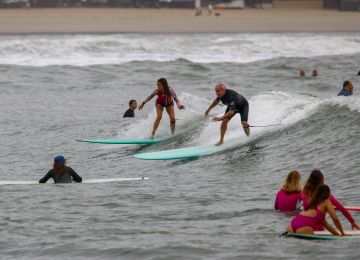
[303,169,324,200]
[129,99,136,106]
[157,78,171,97]
[53,162,66,173]
[281,170,302,194]
[343,80,351,88]
[307,185,330,210]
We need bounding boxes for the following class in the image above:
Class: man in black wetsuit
[205,83,250,146]
[123,99,137,118]
[39,155,82,184]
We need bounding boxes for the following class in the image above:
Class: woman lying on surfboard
[303,169,360,230]
[288,185,345,236]
[139,78,185,139]
[275,170,303,212]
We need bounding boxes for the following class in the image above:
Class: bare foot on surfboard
[150,135,155,139]
[215,141,223,146]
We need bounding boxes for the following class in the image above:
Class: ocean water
[0,33,359,259]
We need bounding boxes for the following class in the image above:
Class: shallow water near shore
[0,33,360,259]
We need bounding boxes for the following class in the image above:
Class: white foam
[0,34,359,66]
[326,96,360,113]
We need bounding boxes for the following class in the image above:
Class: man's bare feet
[150,135,155,139]
[215,140,224,146]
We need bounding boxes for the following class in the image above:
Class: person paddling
[39,155,82,184]
[288,185,345,236]
[205,84,250,145]
[303,169,360,230]
[139,78,185,139]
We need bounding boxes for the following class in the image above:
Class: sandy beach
[0,8,360,34]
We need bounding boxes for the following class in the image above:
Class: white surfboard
[0,177,148,185]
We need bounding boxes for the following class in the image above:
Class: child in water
[275,170,303,212]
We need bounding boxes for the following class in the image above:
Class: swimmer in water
[338,80,353,96]
[205,84,250,145]
[275,170,303,212]
[139,78,185,139]
[299,69,305,77]
[123,99,137,118]
[39,155,82,184]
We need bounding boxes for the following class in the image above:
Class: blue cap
[54,155,66,165]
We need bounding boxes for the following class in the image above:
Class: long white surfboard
[77,138,164,145]
[0,177,148,185]
[133,145,224,160]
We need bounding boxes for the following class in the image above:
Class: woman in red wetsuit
[288,185,345,236]
[274,170,303,212]
[303,169,360,230]
[139,78,185,138]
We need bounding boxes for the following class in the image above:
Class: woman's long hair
[281,170,302,194]
[157,78,171,97]
[303,169,324,200]
[53,162,66,174]
[307,184,330,210]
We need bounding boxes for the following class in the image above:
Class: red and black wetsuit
[143,88,179,108]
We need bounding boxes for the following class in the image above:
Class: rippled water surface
[0,33,360,259]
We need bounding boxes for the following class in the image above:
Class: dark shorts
[226,101,249,122]
[156,100,174,108]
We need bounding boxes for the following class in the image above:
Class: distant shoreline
[1,8,360,34]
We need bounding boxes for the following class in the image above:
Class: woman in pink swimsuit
[139,78,185,138]
[303,169,360,231]
[288,185,345,235]
[275,170,303,212]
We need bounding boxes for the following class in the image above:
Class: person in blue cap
[39,155,82,184]
[338,80,353,97]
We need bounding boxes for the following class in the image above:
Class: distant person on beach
[299,69,305,77]
[275,170,303,212]
[123,99,137,118]
[205,84,250,146]
[338,80,353,96]
[312,69,318,77]
[287,184,345,236]
[39,155,82,184]
[139,78,185,139]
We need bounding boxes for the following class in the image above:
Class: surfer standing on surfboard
[39,155,82,184]
[139,78,185,139]
[205,84,250,146]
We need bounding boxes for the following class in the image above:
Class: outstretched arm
[330,195,356,228]
[39,170,53,183]
[139,90,157,110]
[69,168,82,183]
[323,219,340,235]
[326,200,345,235]
[205,99,220,116]
[171,88,185,109]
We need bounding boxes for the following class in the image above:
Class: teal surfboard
[133,145,223,160]
[286,231,360,240]
[76,138,164,145]
[286,233,339,240]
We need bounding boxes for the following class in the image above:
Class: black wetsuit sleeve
[39,170,53,183]
[123,109,134,118]
[69,167,82,183]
